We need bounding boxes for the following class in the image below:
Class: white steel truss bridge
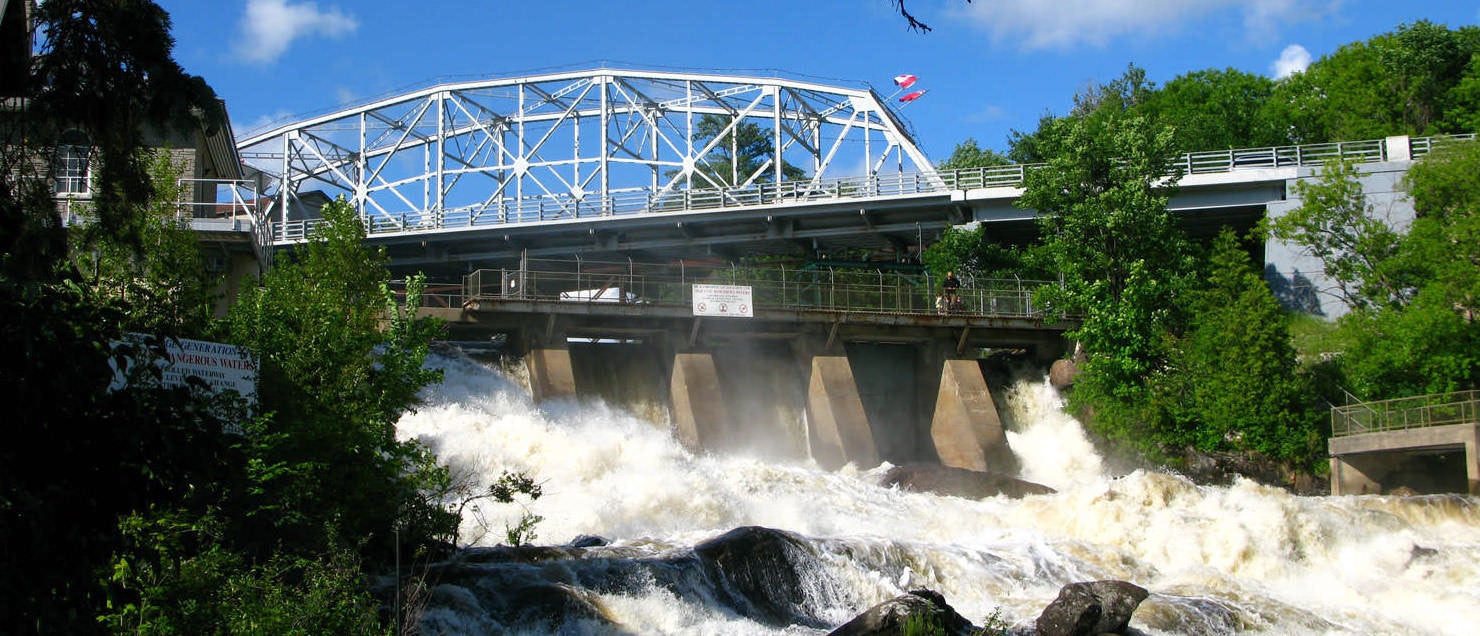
[237,68,943,274]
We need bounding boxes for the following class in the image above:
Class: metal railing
[268,134,1478,243]
[1331,389,1480,437]
[178,178,273,269]
[440,258,1051,319]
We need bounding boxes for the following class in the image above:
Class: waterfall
[395,353,1480,635]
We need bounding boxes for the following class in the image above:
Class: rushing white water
[396,353,1480,635]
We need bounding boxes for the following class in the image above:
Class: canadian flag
[898,89,928,103]
[893,74,919,89]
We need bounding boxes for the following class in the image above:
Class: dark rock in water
[455,544,581,564]
[1387,486,1421,497]
[882,464,1055,499]
[694,526,833,628]
[415,581,615,634]
[1035,580,1148,636]
[1049,357,1082,389]
[499,582,610,630]
[1175,448,1328,495]
[567,534,609,548]
[827,588,975,636]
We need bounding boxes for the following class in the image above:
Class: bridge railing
[1331,389,1480,437]
[268,134,1479,243]
[450,258,1050,319]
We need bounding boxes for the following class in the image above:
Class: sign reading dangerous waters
[692,284,753,318]
[110,334,258,406]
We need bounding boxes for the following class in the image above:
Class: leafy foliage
[224,198,453,562]
[28,0,221,248]
[1267,158,1409,311]
[1316,140,1480,398]
[1155,230,1324,463]
[1019,110,1193,394]
[937,138,1011,170]
[1138,68,1281,150]
[69,152,222,336]
[0,3,237,632]
[101,510,385,635]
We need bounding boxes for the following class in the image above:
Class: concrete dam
[423,259,1070,473]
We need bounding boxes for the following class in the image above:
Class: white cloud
[234,0,359,65]
[1272,44,1312,78]
[952,0,1339,51]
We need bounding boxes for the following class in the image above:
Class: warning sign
[110,334,258,405]
[692,284,753,318]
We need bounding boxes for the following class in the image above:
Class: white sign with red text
[110,334,258,405]
[692,284,753,318]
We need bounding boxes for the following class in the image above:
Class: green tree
[937,138,1011,170]
[1267,158,1409,311]
[1263,21,1480,143]
[1156,229,1323,463]
[28,0,222,249]
[1436,52,1480,133]
[1017,105,1195,448]
[224,198,453,562]
[1400,138,1480,317]
[69,151,221,336]
[0,2,231,631]
[1372,21,1480,135]
[1330,139,1480,397]
[1007,65,1154,163]
[1138,68,1280,151]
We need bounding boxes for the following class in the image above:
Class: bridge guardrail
[268,134,1480,243]
[434,258,1051,319]
[1331,389,1480,437]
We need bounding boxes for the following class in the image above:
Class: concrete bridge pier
[526,343,577,403]
[804,353,880,470]
[924,343,1017,474]
[669,351,730,452]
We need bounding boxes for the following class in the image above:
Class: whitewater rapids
[395,353,1480,635]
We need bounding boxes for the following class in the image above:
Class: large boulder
[1034,580,1149,636]
[827,589,975,636]
[882,464,1055,499]
[1048,358,1082,389]
[693,526,834,628]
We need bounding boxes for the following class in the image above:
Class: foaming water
[397,354,1480,635]
[1001,376,1106,489]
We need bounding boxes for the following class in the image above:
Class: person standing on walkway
[942,271,961,312]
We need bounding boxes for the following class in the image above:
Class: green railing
[444,258,1051,319]
[1331,389,1480,437]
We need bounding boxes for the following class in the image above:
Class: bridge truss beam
[238,69,938,239]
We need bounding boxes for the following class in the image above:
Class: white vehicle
[559,288,641,303]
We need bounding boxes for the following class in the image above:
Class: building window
[55,132,91,196]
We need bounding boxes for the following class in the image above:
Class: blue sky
[157,0,1480,163]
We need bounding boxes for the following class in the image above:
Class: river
[394,353,1480,634]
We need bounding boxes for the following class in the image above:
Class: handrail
[407,258,1058,320]
[268,133,1478,243]
[177,178,274,270]
[1331,389,1480,437]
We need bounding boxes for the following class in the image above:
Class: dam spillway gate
[417,258,1073,471]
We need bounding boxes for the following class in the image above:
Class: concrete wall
[1328,423,1480,495]
[1264,138,1418,319]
